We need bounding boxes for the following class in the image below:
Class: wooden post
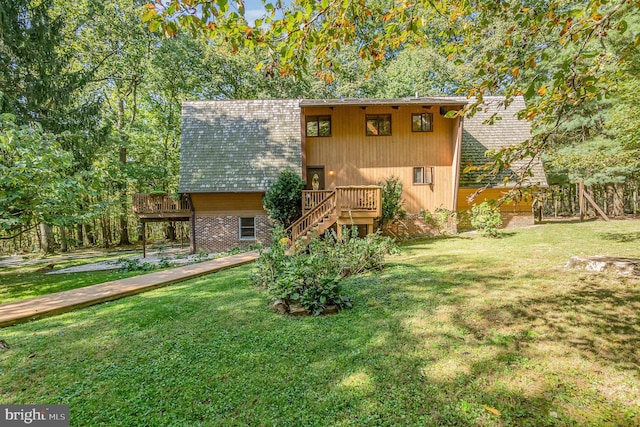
[634,189,638,217]
[579,180,585,221]
[142,221,146,258]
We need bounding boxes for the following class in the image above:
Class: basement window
[412,113,433,132]
[306,116,331,137]
[239,217,256,240]
[413,166,434,185]
[366,114,391,136]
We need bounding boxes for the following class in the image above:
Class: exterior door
[306,166,325,190]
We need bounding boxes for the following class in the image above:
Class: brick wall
[194,215,272,253]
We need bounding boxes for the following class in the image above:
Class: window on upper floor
[413,166,434,185]
[306,116,331,137]
[412,113,433,132]
[239,217,256,240]
[366,114,391,136]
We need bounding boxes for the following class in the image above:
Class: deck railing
[302,190,335,214]
[287,191,336,244]
[132,194,192,216]
[335,186,381,216]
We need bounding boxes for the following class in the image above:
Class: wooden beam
[583,189,609,221]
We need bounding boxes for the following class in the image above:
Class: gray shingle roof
[461,96,548,188]
[179,97,546,193]
[179,99,302,193]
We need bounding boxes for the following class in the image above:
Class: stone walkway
[0,251,258,328]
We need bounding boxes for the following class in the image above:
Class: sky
[243,0,289,25]
[244,0,269,24]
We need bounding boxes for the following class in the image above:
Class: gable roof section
[461,96,547,188]
[179,99,302,193]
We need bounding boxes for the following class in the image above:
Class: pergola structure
[132,194,194,257]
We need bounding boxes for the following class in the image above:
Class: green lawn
[1,220,639,426]
[0,254,155,304]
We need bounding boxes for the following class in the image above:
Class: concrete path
[0,251,258,328]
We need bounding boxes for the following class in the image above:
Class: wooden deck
[289,186,382,249]
[0,251,258,328]
[132,193,192,220]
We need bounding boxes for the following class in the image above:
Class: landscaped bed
[1,220,639,425]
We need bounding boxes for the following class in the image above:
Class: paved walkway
[0,251,259,328]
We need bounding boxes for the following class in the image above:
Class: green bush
[117,258,155,272]
[253,226,396,315]
[377,176,407,226]
[421,207,457,235]
[470,201,503,237]
[263,170,305,227]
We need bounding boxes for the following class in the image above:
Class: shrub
[377,176,407,226]
[118,258,155,272]
[263,170,305,227]
[421,207,457,235]
[470,201,503,237]
[253,226,397,315]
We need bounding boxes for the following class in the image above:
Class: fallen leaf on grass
[483,405,501,416]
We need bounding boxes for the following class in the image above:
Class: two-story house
[177,97,546,252]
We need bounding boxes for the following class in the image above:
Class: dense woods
[1,0,639,254]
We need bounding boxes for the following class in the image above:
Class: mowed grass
[1,220,639,426]
[0,254,151,304]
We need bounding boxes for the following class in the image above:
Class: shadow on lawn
[597,231,640,243]
[4,259,639,425]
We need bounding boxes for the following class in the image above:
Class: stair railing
[286,191,336,246]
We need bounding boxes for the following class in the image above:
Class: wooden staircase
[286,191,337,252]
[285,186,383,253]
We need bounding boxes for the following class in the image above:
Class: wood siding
[457,188,534,213]
[303,105,461,213]
[191,192,266,217]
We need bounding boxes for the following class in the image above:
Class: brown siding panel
[191,193,266,216]
[303,105,460,213]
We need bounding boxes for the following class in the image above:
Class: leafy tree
[263,170,305,227]
[470,201,502,238]
[377,176,407,226]
[0,114,88,251]
[147,0,640,187]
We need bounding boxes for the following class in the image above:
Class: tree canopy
[146,0,640,187]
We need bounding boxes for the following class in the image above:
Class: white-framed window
[239,217,256,240]
[413,166,434,185]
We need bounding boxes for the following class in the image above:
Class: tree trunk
[166,222,176,241]
[612,183,625,217]
[39,223,55,254]
[119,206,130,245]
[86,222,96,245]
[76,224,84,247]
[60,226,68,252]
[101,216,111,249]
[604,184,614,216]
